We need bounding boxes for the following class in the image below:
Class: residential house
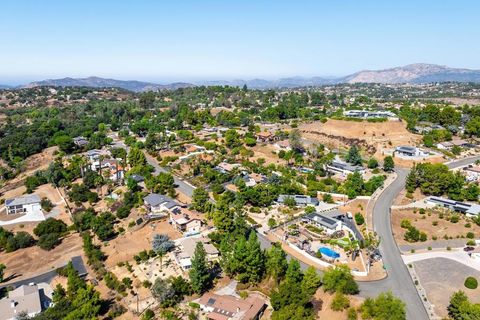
[436,141,454,150]
[277,194,319,206]
[215,162,242,174]
[304,212,343,235]
[170,208,203,234]
[343,109,397,119]
[274,140,291,151]
[73,136,88,147]
[451,139,475,149]
[99,159,125,182]
[144,193,181,217]
[256,131,274,143]
[86,149,110,171]
[463,166,480,182]
[197,292,267,320]
[175,237,219,270]
[427,196,480,217]
[394,146,429,158]
[326,160,365,176]
[184,144,206,154]
[0,284,49,320]
[304,210,361,239]
[5,194,41,215]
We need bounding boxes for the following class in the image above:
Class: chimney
[11,300,17,308]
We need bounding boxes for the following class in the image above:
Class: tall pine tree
[189,242,211,294]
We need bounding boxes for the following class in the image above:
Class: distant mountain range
[3,63,480,92]
[24,76,193,92]
[341,63,480,84]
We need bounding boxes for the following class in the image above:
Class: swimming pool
[319,247,340,259]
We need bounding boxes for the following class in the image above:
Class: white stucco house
[5,194,41,215]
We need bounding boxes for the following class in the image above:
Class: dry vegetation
[299,119,422,160]
[392,208,480,245]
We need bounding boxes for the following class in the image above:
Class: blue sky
[1,0,479,84]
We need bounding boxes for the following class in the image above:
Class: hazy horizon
[1,0,480,84]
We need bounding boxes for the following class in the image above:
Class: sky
[1,0,480,84]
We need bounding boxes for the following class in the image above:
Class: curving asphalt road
[359,155,480,320]
[361,168,428,320]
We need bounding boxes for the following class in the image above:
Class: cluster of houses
[143,193,204,235]
[85,149,125,182]
[436,139,476,151]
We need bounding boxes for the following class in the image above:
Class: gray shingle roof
[144,193,177,207]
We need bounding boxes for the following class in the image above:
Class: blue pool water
[319,247,340,259]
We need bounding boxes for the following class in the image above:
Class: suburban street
[143,152,196,198]
[119,134,480,320]
[112,139,196,198]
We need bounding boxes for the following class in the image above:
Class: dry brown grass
[0,233,83,285]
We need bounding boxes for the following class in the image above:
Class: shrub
[464,277,478,289]
[347,307,357,320]
[331,292,350,311]
[354,213,365,226]
[450,215,460,223]
[400,219,412,229]
[323,193,334,204]
[466,232,475,239]
[40,198,54,212]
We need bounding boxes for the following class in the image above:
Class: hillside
[25,77,193,92]
[342,63,480,84]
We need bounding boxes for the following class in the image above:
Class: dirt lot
[299,119,421,160]
[414,257,480,318]
[0,233,83,285]
[0,147,58,195]
[103,219,182,268]
[392,208,480,245]
[314,290,364,319]
[393,188,424,206]
[250,144,287,166]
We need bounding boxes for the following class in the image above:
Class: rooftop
[144,193,178,208]
[0,284,43,320]
[306,212,340,230]
[5,194,41,207]
[178,237,218,259]
[198,292,266,320]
